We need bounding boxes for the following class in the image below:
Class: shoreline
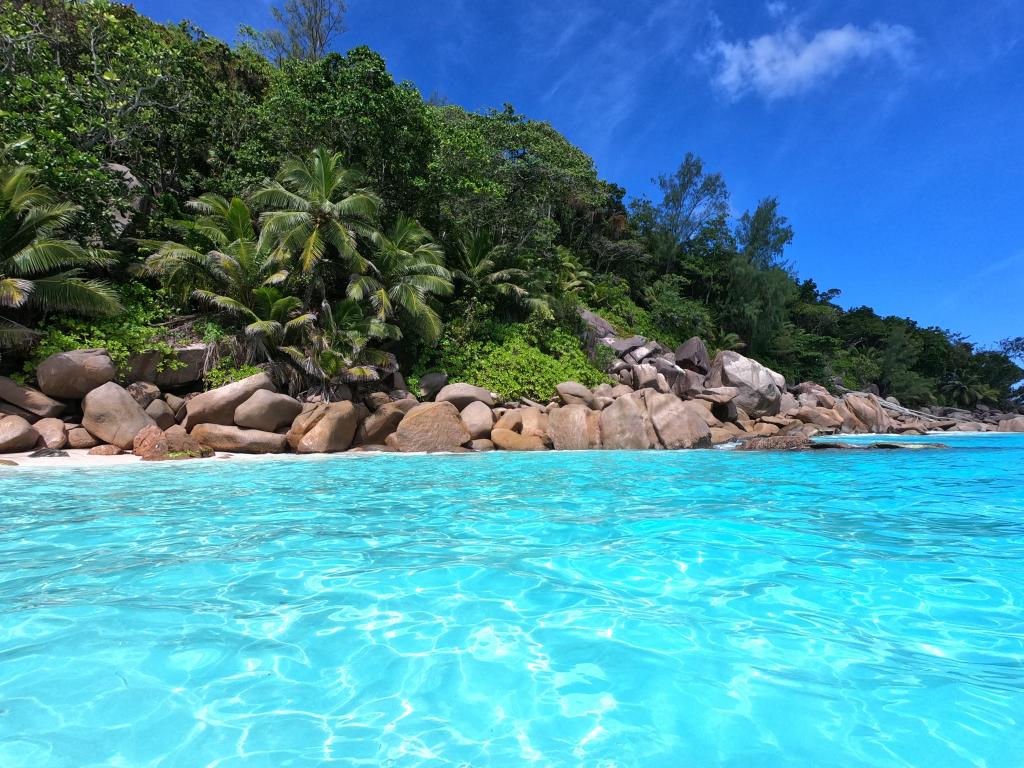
[0,431,1011,471]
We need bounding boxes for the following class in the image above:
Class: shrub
[22,284,184,380]
[413,318,611,401]
[204,360,264,388]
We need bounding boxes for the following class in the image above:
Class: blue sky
[134,0,1024,347]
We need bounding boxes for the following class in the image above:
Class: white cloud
[765,2,788,19]
[711,22,915,100]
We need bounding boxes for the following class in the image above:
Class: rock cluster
[1,332,1021,460]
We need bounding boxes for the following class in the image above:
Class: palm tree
[553,246,594,296]
[249,148,380,283]
[347,214,453,342]
[294,299,400,390]
[144,194,290,308]
[1,145,120,344]
[211,285,316,367]
[451,229,531,309]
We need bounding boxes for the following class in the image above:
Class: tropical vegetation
[0,0,1020,406]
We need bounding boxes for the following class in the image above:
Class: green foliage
[204,360,264,388]
[22,284,180,378]
[1,1,1018,407]
[415,314,610,401]
[644,275,713,347]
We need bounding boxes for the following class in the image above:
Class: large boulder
[293,401,358,453]
[36,349,115,399]
[132,424,212,460]
[190,424,288,454]
[354,400,417,446]
[578,307,617,340]
[460,400,494,440]
[126,381,161,409]
[393,401,470,452]
[435,383,494,410]
[0,415,39,453]
[631,363,658,390]
[418,372,448,401]
[491,428,547,451]
[556,381,596,409]
[599,395,651,450]
[145,399,177,430]
[998,416,1024,433]
[607,335,647,356]
[127,343,211,387]
[66,427,99,449]
[547,404,601,450]
[493,409,523,432]
[646,393,712,449]
[0,376,65,418]
[183,373,275,429]
[234,390,303,432]
[520,406,550,443]
[706,351,784,418]
[840,394,891,433]
[33,418,67,449]
[82,382,156,449]
[675,337,711,375]
[793,406,844,429]
[793,382,836,409]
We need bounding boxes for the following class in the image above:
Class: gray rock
[33,417,67,449]
[418,372,448,401]
[0,415,40,453]
[599,395,651,450]
[460,400,494,440]
[191,424,288,454]
[556,381,596,408]
[66,427,99,449]
[548,403,601,450]
[393,401,471,452]
[183,373,275,429]
[145,399,178,430]
[632,363,658,390]
[126,381,161,409]
[607,335,647,356]
[646,393,712,449]
[674,337,711,375]
[706,351,784,418]
[36,348,115,399]
[82,382,156,449]
[127,344,211,387]
[0,376,65,418]
[436,383,494,409]
[234,390,302,432]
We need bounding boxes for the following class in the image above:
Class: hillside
[1,0,1021,408]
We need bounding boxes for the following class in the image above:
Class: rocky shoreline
[1,335,1022,466]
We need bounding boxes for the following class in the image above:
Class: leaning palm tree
[451,228,532,309]
[203,285,316,367]
[249,148,380,284]
[1,144,120,344]
[144,194,290,309]
[347,214,453,342]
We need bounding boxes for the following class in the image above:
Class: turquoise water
[1,435,1023,767]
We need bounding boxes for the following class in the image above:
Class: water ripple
[1,435,1023,766]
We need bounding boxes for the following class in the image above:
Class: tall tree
[736,197,793,270]
[643,153,729,274]
[258,0,347,63]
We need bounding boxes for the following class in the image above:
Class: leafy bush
[204,360,264,388]
[22,284,184,380]
[644,275,713,347]
[413,317,610,401]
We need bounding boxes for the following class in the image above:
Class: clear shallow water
[1,436,1023,768]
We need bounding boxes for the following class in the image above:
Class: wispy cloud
[709,21,915,101]
[765,1,788,19]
